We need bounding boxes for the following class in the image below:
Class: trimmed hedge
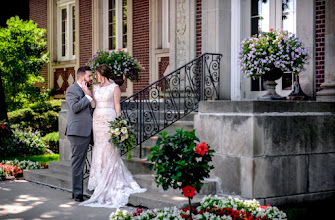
[8,100,63,136]
[43,132,59,154]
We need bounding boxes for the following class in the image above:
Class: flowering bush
[238,29,310,79]
[87,49,144,82]
[109,195,287,220]
[147,129,215,202]
[1,159,43,170]
[0,159,44,181]
[109,116,136,160]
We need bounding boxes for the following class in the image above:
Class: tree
[0,16,49,111]
[0,70,7,121]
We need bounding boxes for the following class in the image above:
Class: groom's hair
[77,66,91,77]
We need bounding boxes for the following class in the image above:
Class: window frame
[243,0,296,99]
[107,0,129,51]
[57,0,76,62]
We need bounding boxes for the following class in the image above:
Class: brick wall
[133,0,150,93]
[79,0,92,67]
[315,0,325,91]
[196,0,202,56]
[158,57,169,80]
[30,0,48,88]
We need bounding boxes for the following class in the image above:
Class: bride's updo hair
[96,64,113,80]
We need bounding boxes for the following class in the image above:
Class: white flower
[121,127,128,134]
[114,128,120,135]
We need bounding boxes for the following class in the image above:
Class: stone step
[133,174,217,195]
[129,191,204,209]
[122,157,154,175]
[123,111,196,122]
[122,99,200,111]
[23,168,93,196]
[48,160,71,176]
[131,120,195,157]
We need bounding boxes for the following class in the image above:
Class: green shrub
[43,132,59,153]
[8,100,63,136]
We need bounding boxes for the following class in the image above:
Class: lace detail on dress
[79,83,146,208]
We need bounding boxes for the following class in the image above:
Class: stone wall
[194,101,335,205]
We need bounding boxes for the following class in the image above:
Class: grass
[0,154,60,165]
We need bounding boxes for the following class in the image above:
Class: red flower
[136,208,143,214]
[181,214,189,219]
[195,142,209,156]
[269,28,274,31]
[1,122,5,129]
[182,185,195,198]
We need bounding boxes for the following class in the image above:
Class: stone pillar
[58,101,71,161]
[316,0,335,101]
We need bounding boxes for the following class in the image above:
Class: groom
[65,66,93,202]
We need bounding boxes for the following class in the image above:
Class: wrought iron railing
[120,53,222,158]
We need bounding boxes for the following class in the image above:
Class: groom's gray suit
[65,82,93,198]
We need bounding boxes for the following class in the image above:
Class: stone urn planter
[113,75,125,86]
[258,68,285,100]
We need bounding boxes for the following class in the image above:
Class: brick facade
[158,57,169,80]
[79,0,93,67]
[196,0,202,56]
[133,0,150,93]
[315,0,326,91]
[30,0,48,88]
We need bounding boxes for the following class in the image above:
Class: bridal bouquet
[108,116,136,160]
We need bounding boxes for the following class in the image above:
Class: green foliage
[11,128,48,156]
[0,120,21,157]
[43,132,59,153]
[0,121,48,157]
[8,100,62,136]
[0,16,49,111]
[147,129,215,194]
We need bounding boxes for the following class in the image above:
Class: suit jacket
[65,82,93,137]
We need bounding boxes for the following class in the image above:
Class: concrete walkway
[0,179,138,220]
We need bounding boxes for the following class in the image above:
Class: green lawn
[0,154,59,165]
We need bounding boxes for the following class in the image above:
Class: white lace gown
[79,82,146,208]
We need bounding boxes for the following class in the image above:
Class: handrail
[120,53,222,158]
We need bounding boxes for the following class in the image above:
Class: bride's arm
[114,86,121,117]
[90,86,96,108]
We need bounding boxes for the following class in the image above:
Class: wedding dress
[79,82,146,208]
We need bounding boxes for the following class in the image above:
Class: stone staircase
[24,111,218,209]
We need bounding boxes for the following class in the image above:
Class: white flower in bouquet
[109,128,115,135]
[121,127,128,134]
[120,133,129,142]
[114,128,120,135]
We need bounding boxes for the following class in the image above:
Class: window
[108,0,128,50]
[250,0,296,91]
[156,0,170,49]
[57,0,75,61]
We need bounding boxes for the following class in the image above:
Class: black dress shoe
[74,194,84,202]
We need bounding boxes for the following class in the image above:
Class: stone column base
[316,81,335,101]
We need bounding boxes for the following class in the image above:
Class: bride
[79,64,146,208]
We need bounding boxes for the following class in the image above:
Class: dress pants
[67,135,91,197]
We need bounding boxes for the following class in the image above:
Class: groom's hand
[81,82,92,97]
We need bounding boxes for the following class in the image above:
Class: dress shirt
[77,81,93,102]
